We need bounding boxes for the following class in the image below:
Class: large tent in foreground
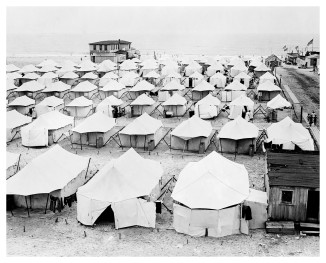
[171,151,250,238]
[170,115,214,153]
[194,94,221,119]
[217,116,259,154]
[6,110,32,142]
[7,152,21,179]
[71,112,116,148]
[266,116,314,151]
[21,110,74,147]
[77,148,163,228]
[7,145,90,211]
[119,113,163,149]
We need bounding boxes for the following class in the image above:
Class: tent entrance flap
[94,205,115,225]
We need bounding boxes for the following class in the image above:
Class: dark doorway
[95,205,115,225]
[189,78,193,87]
[306,190,319,222]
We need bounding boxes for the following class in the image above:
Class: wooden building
[89,39,136,63]
[265,150,319,223]
[265,54,282,68]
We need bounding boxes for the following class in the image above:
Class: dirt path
[275,66,320,127]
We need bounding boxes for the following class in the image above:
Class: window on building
[281,190,293,204]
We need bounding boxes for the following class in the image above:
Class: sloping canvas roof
[225,80,247,91]
[234,72,251,80]
[171,115,212,140]
[266,94,291,109]
[130,94,155,106]
[38,65,58,73]
[20,73,40,80]
[97,95,123,107]
[229,95,254,106]
[144,71,160,79]
[38,96,64,107]
[66,96,93,107]
[260,72,276,80]
[37,59,58,68]
[129,80,155,92]
[6,145,90,195]
[77,148,163,203]
[119,60,137,71]
[7,82,17,92]
[7,64,20,73]
[42,81,71,93]
[266,116,314,150]
[7,110,32,129]
[81,72,98,80]
[171,151,249,209]
[72,112,116,133]
[60,71,79,79]
[101,79,125,92]
[16,80,45,93]
[71,81,98,92]
[257,81,281,92]
[189,71,203,79]
[19,64,39,73]
[162,93,187,106]
[193,80,215,92]
[7,72,22,80]
[218,116,259,140]
[254,63,271,72]
[39,72,58,79]
[8,95,35,107]
[101,72,119,79]
[196,93,221,106]
[210,72,226,80]
[160,80,185,91]
[119,113,162,135]
[166,72,182,79]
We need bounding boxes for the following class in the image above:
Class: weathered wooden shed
[265,150,319,223]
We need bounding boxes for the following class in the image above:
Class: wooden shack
[265,150,319,223]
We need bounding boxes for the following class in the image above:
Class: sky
[6,6,320,55]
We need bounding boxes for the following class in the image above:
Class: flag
[307,39,313,46]
[283,45,287,50]
[284,47,288,51]
[295,46,299,52]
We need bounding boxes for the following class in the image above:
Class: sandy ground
[6,58,320,256]
[275,65,320,127]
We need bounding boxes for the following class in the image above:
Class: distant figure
[307,113,313,127]
[245,111,251,121]
[312,111,317,126]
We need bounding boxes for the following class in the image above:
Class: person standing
[312,111,317,126]
[307,113,313,127]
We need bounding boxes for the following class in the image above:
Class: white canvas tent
[254,63,271,78]
[77,148,163,228]
[158,79,185,102]
[56,65,77,77]
[206,62,224,77]
[229,95,255,120]
[42,81,71,98]
[259,72,276,84]
[162,93,187,117]
[230,63,248,78]
[257,81,281,101]
[130,94,156,116]
[7,81,17,98]
[20,73,40,84]
[119,60,138,76]
[71,112,116,148]
[59,71,79,85]
[119,113,163,149]
[37,72,58,86]
[7,72,22,86]
[15,80,45,99]
[171,151,250,237]
[192,80,215,101]
[185,71,204,88]
[223,80,247,102]
[6,152,21,179]
[70,80,98,99]
[100,79,127,99]
[96,95,124,117]
[210,72,227,88]
[21,110,74,147]
[266,117,314,151]
[129,80,155,99]
[99,72,120,87]
[194,93,221,119]
[119,71,140,87]
[217,116,259,154]
[19,64,39,74]
[170,115,214,152]
[234,72,251,88]
[7,64,20,73]
[35,96,64,116]
[37,59,58,68]
[65,96,94,117]
[185,61,202,77]
[7,145,90,210]
[8,95,35,115]
[80,72,98,84]
[266,94,292,121]
[6,110,32,142]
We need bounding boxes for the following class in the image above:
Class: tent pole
[220,138,223,154]
[144,135,147,151]
[85,158,91,179]
[16,154,21,173]
[45,194,49,214]
[30,195,32,209]
[80,134,82,150]
[25,196,30,217]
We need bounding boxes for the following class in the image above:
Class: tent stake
[25,196,30,217]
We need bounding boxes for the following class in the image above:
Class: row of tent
[7,105,314,152]
[6,145,268,237]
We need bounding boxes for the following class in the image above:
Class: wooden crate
[266,221,295,235]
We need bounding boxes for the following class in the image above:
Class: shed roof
[267,151,319,188]
[89,40,131,45]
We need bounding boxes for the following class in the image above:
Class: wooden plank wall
[269,186,308,221]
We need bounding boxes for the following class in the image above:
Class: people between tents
[228,95,255,120]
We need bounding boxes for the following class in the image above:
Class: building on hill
[89,39,139,63]
[265,150,319,223]
[265,54,282,68]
